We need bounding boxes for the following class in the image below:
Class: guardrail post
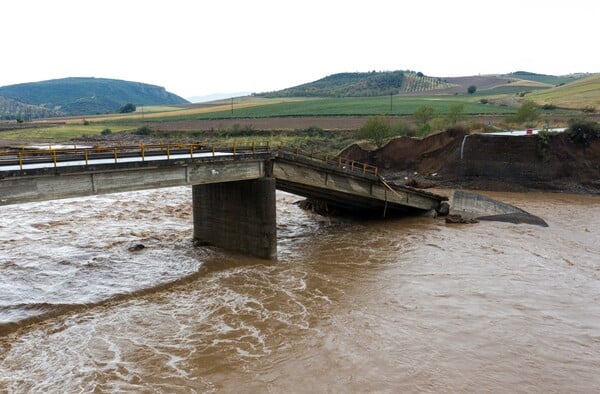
[167,144,171,160]
[18,151,23,170]
[52,150,57,168]
[363,163,367,174]
[84,149,89,166]
[190,143,194,158]
[141,143,145,161]
[211,145,215,157]
[233,143,237,155]
[113,148,118,164]
[351,161,355,172]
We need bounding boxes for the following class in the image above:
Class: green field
[133,96,520,123]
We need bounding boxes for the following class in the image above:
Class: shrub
[542,103,557,110]
[467,85,477,94]
[357,116,395,148]
[227,123,255,137]
[101,128,112,135]
[134,126,151,135]
[119,103,137,113]
[582,105,596,113]
[567,119,600,146]
[480,98,489,104]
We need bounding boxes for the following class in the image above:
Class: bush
[506,100,540,124]
[119,103,137,113]
[357,116,395,148]
[480,98,488,104]
[467,85,477,94]
[567,119,600,146]
[134,126,151,135]
[391,120,415,137]
[100,128,112,135]
[227,123,255,137]
[542,103,557,110]
[582,105,596,113]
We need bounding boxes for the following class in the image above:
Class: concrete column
[192,178,277,259]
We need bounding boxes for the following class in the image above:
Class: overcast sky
[2,0,598,99]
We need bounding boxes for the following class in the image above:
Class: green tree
[413,105,436,128]
[357,116,395,148]
[119,103,137,113]
[467,85,477,94]
[445,104,465,126]
[509,100,540,124]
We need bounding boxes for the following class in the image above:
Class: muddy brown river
[0,188,598,392]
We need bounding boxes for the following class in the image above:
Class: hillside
[258,70,589,98]
[0,96,61,120]
[259,71,406,97]
[526,74,600,110]
[0,77,188,117]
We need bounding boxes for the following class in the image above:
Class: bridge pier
[192,178,277,259]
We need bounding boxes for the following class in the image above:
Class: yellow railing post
[167,144,171,160]
[252,141,256,153]
[113,148,118,163]
[52,150,57,168]
[18,151,23,170]
[84,149,89,165]
[233,142,237,155]
[190,143,194,158]
[211,145,215,157]
[351,161,355,171]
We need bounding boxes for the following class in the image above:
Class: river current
[0,187,598,392]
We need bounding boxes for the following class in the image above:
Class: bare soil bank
[340,129,600,195]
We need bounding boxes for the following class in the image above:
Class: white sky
[1,0,598,99]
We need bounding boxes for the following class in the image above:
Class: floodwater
[0,188,598,393]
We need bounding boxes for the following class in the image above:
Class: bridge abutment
[192,178,277,259]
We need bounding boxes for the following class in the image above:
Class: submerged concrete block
[192,178,277,259]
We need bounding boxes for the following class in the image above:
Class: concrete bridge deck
[0,143,446,258]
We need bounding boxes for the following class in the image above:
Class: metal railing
[0,142,379,177]
[0,142,272,170]
[280,147,379,177]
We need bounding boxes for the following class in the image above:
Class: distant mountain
[0,77,189,118]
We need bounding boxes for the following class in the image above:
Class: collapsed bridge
[0,143,446,259]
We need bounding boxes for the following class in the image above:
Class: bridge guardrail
[0,142,379,179]
[0,142,273,170]
[277,147,379,177]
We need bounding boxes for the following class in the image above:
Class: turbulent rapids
[1,187,599,392]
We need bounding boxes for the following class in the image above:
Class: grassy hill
[259,71,406,97]
[503,71,584,86]
[258,70,588,98]
[526,74,600,110]
[0,77,188,117]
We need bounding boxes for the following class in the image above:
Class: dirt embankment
[340,129,600,194]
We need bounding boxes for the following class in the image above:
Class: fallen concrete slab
[449,190,548,227]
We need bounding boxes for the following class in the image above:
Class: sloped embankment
[340,129,600,194]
